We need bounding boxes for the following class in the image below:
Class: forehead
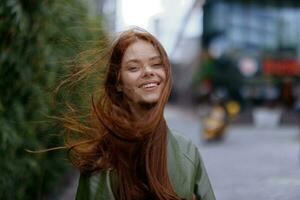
[122,40,160,62]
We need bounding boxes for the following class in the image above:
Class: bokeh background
[1,0,300,199]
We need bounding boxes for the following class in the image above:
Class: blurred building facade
[200,0,300,111]
[203,0,300,58]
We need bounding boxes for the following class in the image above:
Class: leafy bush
[0,0,106,199]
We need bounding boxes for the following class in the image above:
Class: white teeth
[142,83,158,88]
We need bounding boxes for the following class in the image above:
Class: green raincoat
[76,130,216,200]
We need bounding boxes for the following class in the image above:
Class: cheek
[120,72,139,90]
[159,69,167,83]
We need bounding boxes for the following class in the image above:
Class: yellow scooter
[202,100,240,141]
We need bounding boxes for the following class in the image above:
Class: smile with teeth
[141,82,159,89]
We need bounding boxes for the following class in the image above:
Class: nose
[142,65,154,77]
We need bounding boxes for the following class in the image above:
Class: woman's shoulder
[168,129,197,150]
[167,129,205,198]
[168,129,201,165]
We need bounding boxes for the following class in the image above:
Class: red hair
[61,28,182,200]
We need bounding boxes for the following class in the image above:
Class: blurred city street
[165,104,300,200]
[4,0,300,199]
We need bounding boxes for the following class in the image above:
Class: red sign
[263,60,300,76]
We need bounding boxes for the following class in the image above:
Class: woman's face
[120,40,166,105]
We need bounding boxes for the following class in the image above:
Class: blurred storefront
[200,0,300,114]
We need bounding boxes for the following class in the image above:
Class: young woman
[68,28,215,200]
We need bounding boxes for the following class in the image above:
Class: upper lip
[138,81,160,88]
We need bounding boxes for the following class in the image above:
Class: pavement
[56,104,300,200]
[165,104,300,200]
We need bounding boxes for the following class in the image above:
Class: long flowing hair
[61,28,182,200]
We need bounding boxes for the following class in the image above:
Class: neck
[128,101,156,120]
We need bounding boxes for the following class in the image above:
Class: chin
[137,97,160,106]
[142,96,160,104]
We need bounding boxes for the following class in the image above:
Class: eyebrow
[125,56,162,65]
[149,56,161,61]
[125,59,139,65]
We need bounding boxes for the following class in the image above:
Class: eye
[152,63,163,68]
[128,66,140,72]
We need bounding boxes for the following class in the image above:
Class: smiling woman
[61,28,215,200]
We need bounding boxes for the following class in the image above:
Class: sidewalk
[165,104,300,200]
